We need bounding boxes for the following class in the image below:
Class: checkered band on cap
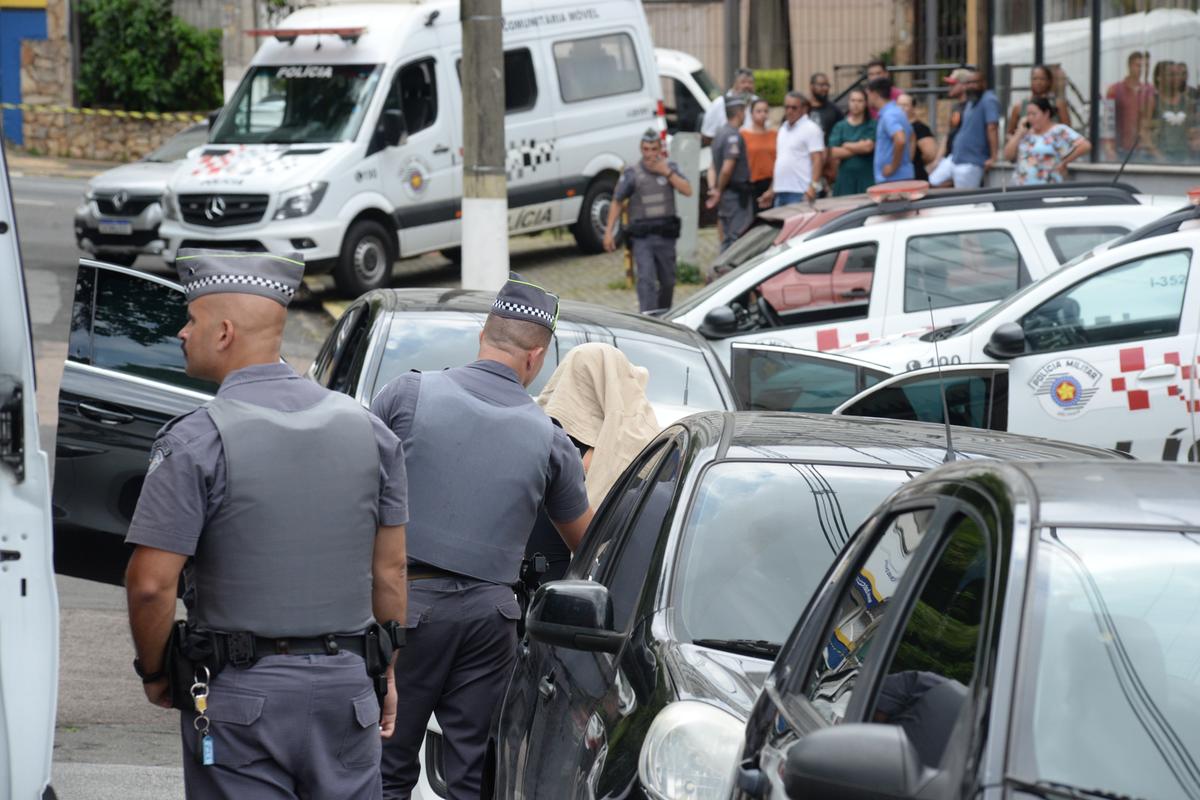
[492,298,555,325]
[183,273,296,299]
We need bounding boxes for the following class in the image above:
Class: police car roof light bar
[810,182,1143,240]
[245,27,367,44]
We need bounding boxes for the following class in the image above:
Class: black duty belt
[214,631,367,667]
[408,564,464,581]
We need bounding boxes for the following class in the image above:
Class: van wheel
[333,220,394,297]
[572,176,616,254]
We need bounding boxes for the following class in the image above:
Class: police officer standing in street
[706,92,755,251]
[603,129,693,313]
[371,274,593,800]
[124,250,410,798]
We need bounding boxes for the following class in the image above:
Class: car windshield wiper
[1005,777,1149,800]
[691,638,781,659]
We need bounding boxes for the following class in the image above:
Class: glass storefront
[992,1,1200,168]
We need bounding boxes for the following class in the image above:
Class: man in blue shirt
[944,71,1000,188]
[867,77,914,184]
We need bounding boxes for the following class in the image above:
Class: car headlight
[162,191,180,221]
[638,701,744,800]
[274,181,328,220]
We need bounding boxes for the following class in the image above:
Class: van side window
[386,58,438,136]
[455,49,538,114]
[552,33,643,103]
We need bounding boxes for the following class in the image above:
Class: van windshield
[212,64,383,145]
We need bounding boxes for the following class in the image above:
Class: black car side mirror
[526,581,624,654]
[984,321,1026,359]
[700,306,738,338]
[381,110,407,147]
[783,724,928,800]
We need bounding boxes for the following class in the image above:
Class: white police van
[665,182,1175,372]
[159,0,665,296]
[818,224,1200,462]
[0,136,58,798]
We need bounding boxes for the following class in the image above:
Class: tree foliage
[77,0,223,112]
[753,70,790,107]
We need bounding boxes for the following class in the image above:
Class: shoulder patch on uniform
[147,443,172,475]
[155,406,206,439]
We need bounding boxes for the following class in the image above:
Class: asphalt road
[12,174,335,798]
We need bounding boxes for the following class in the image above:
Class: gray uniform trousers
[180,651,381,799]
[631,233,677,312]
[718,189,755,251]
[381,577,521,800]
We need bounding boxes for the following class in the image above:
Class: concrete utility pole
[460,0,508,290]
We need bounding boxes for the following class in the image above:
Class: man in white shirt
[700,68,755,145]
[760,91,826,207]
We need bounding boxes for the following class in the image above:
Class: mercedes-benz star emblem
[111,190,128,212]
[204,195,226,220]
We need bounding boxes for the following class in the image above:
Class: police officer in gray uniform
[371,274,594,800]
[706,92,755,251]
[603,129,693,312]
[124,249,410,799]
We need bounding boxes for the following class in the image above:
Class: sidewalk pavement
[6,152,114,180]
[312,227,723,320]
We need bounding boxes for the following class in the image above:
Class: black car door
[743,492,1002,799]
[53,261,215,582]
[500,434,685,798]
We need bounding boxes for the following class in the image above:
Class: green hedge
[78,0,222,113]
[753,69,790,107]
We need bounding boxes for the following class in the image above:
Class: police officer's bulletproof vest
[627,161,677,222]
[197,393,380,636]
[404,371,554,585]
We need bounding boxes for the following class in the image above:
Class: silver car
[74,122,208,266]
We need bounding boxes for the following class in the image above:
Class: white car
[0,138,58,796]
[820,225,1200,461]
[665,183,1175,371]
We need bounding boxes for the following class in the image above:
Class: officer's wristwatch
[133,657,167,684]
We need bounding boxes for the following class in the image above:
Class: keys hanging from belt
[191,666,214,767]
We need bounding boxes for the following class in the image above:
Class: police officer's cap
[641,128,660,144]
[491,272,559,332]
[724,91,748,111]
[175,249,305,307]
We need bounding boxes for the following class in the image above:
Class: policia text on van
[158,0,667,296]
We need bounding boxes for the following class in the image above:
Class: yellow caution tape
[0,102,205,122]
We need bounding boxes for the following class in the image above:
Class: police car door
[1000,244,1199,460]
[0,138,57,800]
[728,342,891,414]
[377,51,462,256]
[833,365,1011,431]
[54,261,215,583]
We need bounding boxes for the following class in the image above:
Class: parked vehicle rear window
[552,33,643,103]
[1045,225,1128,265]
[673,461,915,648]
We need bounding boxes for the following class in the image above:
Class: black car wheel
[572,175,616,254]
[334,220,395,297]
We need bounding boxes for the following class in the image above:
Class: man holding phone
[604,129,693,312]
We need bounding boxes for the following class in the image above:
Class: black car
[472,412,1121,800]
[732,460,1200,800]
[52,261,735,583]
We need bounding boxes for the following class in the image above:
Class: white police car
[822,225,1200,462]
[665,182,1174,371]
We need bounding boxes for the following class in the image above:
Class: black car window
[674,462,916,649]
[613,337,724,412]
[839,370,1008,431]
[457,49,538,114]
[573,440,671,578]
[328,308,373,395]
[311,304,364,388]
[733,348,886,414]
[868,513,989,767]
[804,508,937,724]
[1020,249,1191,354]
[91,269,216,394]
[587,442,683,633]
